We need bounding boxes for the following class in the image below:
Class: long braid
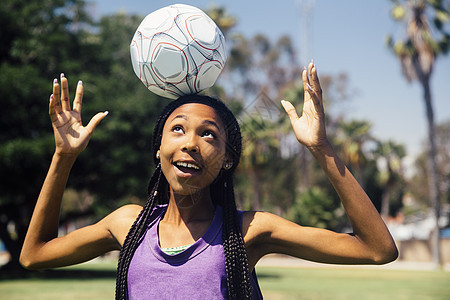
[115,94,252,299]
[115,164,165,299]
[220,175,252,299]
[115,100,178,299]
[207,100,252,299]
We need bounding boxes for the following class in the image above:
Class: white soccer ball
[130,4,227,99]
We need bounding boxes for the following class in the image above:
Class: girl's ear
[222,156,233,170]
[156,149,161,160]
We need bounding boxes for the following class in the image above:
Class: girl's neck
[163,187,215,225]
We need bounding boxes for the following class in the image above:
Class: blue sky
[88,0,450,166]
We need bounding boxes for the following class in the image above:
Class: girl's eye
[172,126,184,133]
[202,130,216,139]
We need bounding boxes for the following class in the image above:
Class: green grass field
[256,267,450,299]
[1,262,449,299]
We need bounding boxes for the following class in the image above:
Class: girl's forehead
[166,103,225,129]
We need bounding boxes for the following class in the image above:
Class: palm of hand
[49,75,107,156]
[52,110,90,155]
[291,100,326,148]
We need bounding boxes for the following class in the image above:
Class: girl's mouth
[173,161,201,177]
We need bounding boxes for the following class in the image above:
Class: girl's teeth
[176,162,199,170]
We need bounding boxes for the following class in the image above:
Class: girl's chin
[170,182,207,196]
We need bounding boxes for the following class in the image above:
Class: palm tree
[238,114,281,210]
[387,0,450,267]
[374,140,406,220]
[334,120,373,188]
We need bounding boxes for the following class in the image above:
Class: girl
[20,62,398,299]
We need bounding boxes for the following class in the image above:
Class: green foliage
[288,187,337,229]
[64,12,167,209]
[333,119,373,187]
[0,0,100,180]
[373,140,406,216]
[205,6,236,36]
[0,2,94,266]
[0,0,165,268]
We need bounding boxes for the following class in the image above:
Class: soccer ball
[130,4,227,99]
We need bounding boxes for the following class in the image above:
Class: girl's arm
[243,62,398,268]
[19,75,137,270]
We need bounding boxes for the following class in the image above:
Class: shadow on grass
[254,272,281,280]
[2,267,278,282]
[0,266,116,281]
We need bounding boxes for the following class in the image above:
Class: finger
[60,73,71,111]
[305,62,323,113]
[73,80,83,113]
[50,78,62,120]
[308,61,314,82]
[52,78,62,115]
[310,63,323,99]
[85,111,109,135]
[49,94,57,122]
[302,67,316,108]
[302,67,310,94]
[281,100,299,125]
[305,83,323,114]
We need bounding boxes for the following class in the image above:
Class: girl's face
[159,103,229,196]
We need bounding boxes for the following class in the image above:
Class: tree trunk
[421,76,442,268]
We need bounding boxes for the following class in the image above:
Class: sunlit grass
[257,266,450,299]
[1,261,449,299]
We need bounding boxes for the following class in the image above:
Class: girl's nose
[181,135,199,153]
[182,143,199,153]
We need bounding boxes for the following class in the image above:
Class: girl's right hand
[49,74,108,156]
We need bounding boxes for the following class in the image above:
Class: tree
[434,121,450,207]
[219,29,302,212]
[0,1,166,271]
[206,5,237,36]
[288,187,336,229]
[374,140,406,219]
[333,120,373,187]
[0,0,94,271]
[386,0,450,267]
[237,113,283,210]
[67,12,166,207]
[409,120,450,214]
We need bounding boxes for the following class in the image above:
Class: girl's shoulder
[240,210,282,269]
[241,210,272,240]
[102,204,143,246]
[241,210,294,243]
[241,210,276,228]
[109,203,166,222]
[109,204,143,220]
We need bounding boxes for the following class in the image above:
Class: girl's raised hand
[281,62,329,150]
[49,74,108,156]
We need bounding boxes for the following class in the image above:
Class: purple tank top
[127,205,263,299]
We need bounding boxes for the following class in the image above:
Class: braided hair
[115,95,252,299]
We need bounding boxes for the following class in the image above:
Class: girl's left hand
[281,62,329,150]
